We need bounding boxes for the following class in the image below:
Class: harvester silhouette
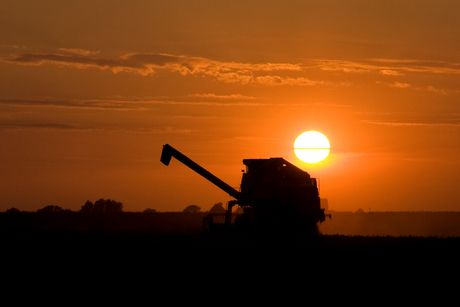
[161,144,327,232]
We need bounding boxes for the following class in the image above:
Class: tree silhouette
[80,201,94,213]
[183,205,201,213]
[6,207,20,213]
[37,205,65,213]
[81,199,123,213]
[209,202,225,214]
[93,199,106,212]
[143,208,157,213]
[104,199,123,213]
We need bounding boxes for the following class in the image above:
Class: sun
[294,131,330,163]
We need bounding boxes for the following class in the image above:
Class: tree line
[4,201,222,214]
[5,198,124,213]
[80,199,123,213]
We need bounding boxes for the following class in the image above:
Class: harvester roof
[242,158,311,179]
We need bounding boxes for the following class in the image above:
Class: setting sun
[294,131,330,163]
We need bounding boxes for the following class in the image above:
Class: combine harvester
[160,144,328,233]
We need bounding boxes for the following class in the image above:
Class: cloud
[380,70,403,76]
[1,44,26,50]
[58,48,100,56]
[3,52,154,75]
[0,97,150,111]
[375,81,410,89]
[426,86,447,95]
[376,81,447,94]
[125,53,309,85]
[311,60,379,73]
[310,59,460,76]
[3,51,305,80]
[233,136,279,141]
[1,95,360,112]
[2,50,327,86]
[5,49,460,89]
[188,93,257,100]
[363,119,460,127]
[253,75,324,86]
[0,121,78,130]
[371,59,460,74]
[0,96,271,110]
[0,120,194,134]
[392,82,411,88]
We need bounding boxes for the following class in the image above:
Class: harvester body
[161,144,326,231]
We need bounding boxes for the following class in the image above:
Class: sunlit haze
[1,1,460,213]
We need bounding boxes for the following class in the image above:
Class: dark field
[3,211,460,236]
[319,211,460,237]
[2,212,459,296]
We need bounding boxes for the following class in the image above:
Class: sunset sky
[1,1,460,212]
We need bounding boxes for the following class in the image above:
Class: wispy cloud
[1,44,26,50]
[58,48,100,56]
[0,121,77,130]
[375,81,409,89]
[391,81,411,89]
[310,59,381,73]
[3,52,152,75]
[363,119,460,127]
[426,86,447,95]
[0,97,150,111]
[4,49,460,89]
[253,75,325,86]
[376,81,447,94]
[120,53,315,85]
[0,95,272,110]
[371,59,460,75]
[0,95,359,111]
[310,59,460,76]
[1,50,328,86]
[233,136,279,141]
[0,120,194,134]
[379,69,404,76]
[188,93,257,100]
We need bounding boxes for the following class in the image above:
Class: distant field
[2,211,460,236]
[319,211,460,237]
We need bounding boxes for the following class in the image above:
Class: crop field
[2,211,459,295]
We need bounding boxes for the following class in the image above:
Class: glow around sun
[294,131,330,163]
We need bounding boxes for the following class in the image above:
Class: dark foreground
[2,212,460,298]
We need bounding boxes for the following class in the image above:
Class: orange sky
[1,1,460,212]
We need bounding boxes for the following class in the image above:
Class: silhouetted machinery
[161,144,327,231]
